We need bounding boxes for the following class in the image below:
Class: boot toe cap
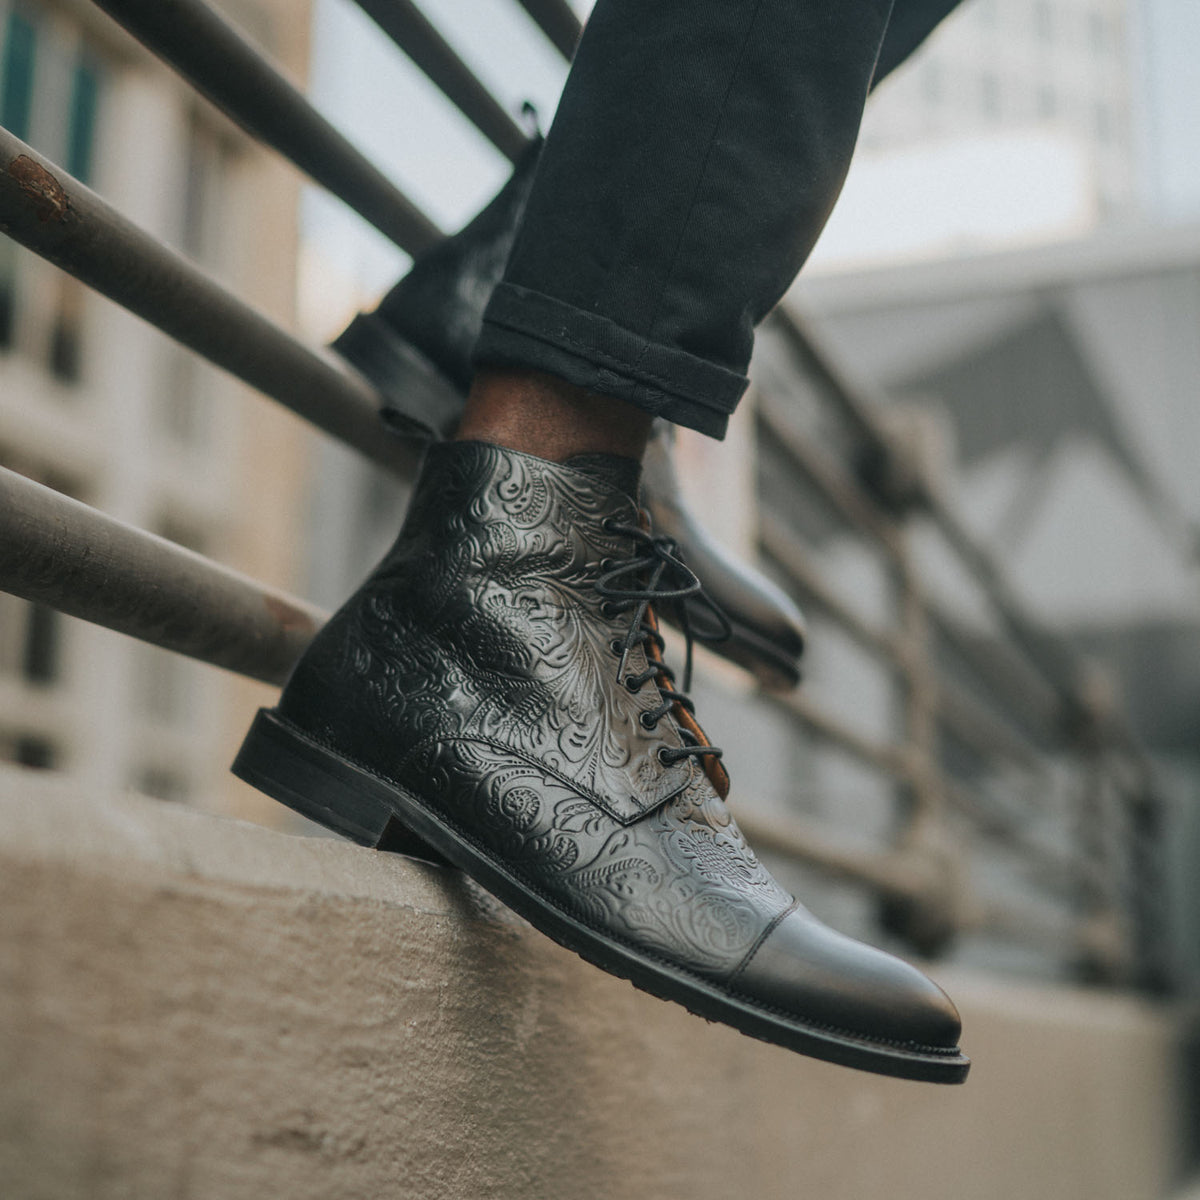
[731,908,962,1051]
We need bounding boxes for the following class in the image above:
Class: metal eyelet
[639,711,658,730]
[657,747,677,766]
[600,602,619,619]
[599,558,616,574]
[624,677,642,693]
[609,639,624,656]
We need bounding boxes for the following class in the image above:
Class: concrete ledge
[0,769,1185,1199]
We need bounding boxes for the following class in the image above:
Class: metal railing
[742,309,1167,984]
[0,0,1169,990]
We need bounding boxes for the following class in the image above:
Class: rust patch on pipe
[264,594,319,637]
[8,155,71,222]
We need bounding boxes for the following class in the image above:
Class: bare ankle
[455,368,653,462]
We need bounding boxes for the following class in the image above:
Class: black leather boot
[234,441,967,1082]
[332,138,807,691]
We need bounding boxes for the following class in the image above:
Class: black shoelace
[595,517,731,767]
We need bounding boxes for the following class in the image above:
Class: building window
[65,56,99,183]
[1033,1,1053,41]
[155,114,230,447]
[0,731,58,770]
[922,62,943,105]
[0,9,37,353]
[44,55,102,382]
[133,765,191,803]
[0,11,104,378]
[180,113,228,265]
[21,602,60,683]
[47,56,102,384]
[48,276,84,382]
[16,735,56,768]
[0,595,62,685]
[1,9,37,142]
[980,73,1001,118]
[0,459,79,689]
[0,593,28,676]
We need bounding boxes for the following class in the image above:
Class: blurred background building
[0,0,315,826]
[793,0,1200,982]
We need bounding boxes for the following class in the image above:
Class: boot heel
[232,708,395,847]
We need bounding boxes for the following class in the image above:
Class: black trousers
[474,0,965,438]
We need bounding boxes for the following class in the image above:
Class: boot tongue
[564,452,642,501]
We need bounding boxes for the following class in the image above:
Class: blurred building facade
[0,0,316,823]
[783,0,1200,983]
[862,0,1139,216]
[811,0,1200,270]
[1138,0,1200,218]
[792,225,1200,980]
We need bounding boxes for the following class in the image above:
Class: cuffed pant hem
[473,283,747,440]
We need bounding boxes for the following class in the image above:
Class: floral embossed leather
[235,442,968,1082]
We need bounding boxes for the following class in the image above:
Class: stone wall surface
[0,768,1185,1200]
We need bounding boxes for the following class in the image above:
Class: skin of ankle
[456,368,653,462]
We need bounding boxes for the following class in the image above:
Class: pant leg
[874,0,965,87]
[474,0,895,439]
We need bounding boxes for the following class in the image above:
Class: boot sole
[233,707,969,1084]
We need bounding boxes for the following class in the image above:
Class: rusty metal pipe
[924,598,1061,743]
[759,511,898,661]
[90,0,442,255]
[775,689,910,780]
[0,128,454,459]
[772,307,1147,751]
[935,675,1044,770]
[0,468,324,686]
[757,392,904,559]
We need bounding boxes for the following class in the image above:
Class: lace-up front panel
[595,516,730,774]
